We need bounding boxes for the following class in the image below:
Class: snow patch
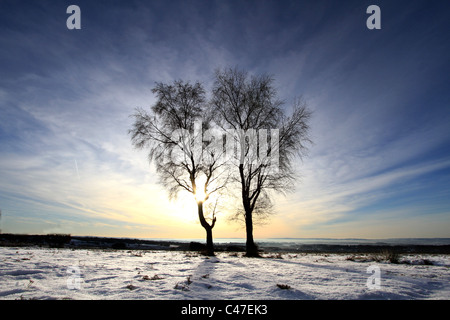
[0,247,448,300]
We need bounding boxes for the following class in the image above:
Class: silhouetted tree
[129,80,228,255]
[211,67,312,257]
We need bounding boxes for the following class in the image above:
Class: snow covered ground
[0,246,448,300]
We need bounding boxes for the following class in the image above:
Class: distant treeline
[0,233,72,248]
[1,233,450,254]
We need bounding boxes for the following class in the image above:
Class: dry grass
[276,284,291,290]
[347,250,402,264]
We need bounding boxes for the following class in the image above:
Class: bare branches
[129,79,230,205]
[151,80,205,130]
[211,67,312,249]
[129,69,312,257]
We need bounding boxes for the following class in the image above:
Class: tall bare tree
[212,67,312,257]
[129,80,227,255]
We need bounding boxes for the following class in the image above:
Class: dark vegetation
[1,233,449,254]
[346,250,438,265]
[0,233,72,248]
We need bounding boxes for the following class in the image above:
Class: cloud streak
[1,0,449,238]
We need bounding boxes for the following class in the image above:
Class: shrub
[142,274,163,281]
[276,284,291,290]
[174,282,190,291]
[371,250,401,264]
[422,259,434,265]
[346,255,370,262]
[112,242,127,250]
[126,284,137,290]
[47,234,72,248]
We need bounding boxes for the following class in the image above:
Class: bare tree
[129,80,228,256]
[211,67,312,257]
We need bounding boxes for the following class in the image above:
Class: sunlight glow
[194,176,209,203]
[194,186,208,203]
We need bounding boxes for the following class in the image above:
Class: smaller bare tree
[129,80,228,255]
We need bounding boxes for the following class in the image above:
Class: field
[0,246,448,300]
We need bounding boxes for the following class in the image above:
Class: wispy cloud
[1,0,449,238]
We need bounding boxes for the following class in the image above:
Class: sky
[0,0,449,240]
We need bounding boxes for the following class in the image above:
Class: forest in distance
[1,233,449,254]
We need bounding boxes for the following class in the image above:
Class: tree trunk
[197,201,215,256]
[239,164,259,257]
[205,227,213,256]
[244,210,260,257]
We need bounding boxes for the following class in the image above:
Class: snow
[0,247,448,300]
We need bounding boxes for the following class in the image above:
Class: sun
[194,188,208,203]
[194,176,209,203]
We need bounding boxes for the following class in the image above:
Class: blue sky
[0,0,449,239]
